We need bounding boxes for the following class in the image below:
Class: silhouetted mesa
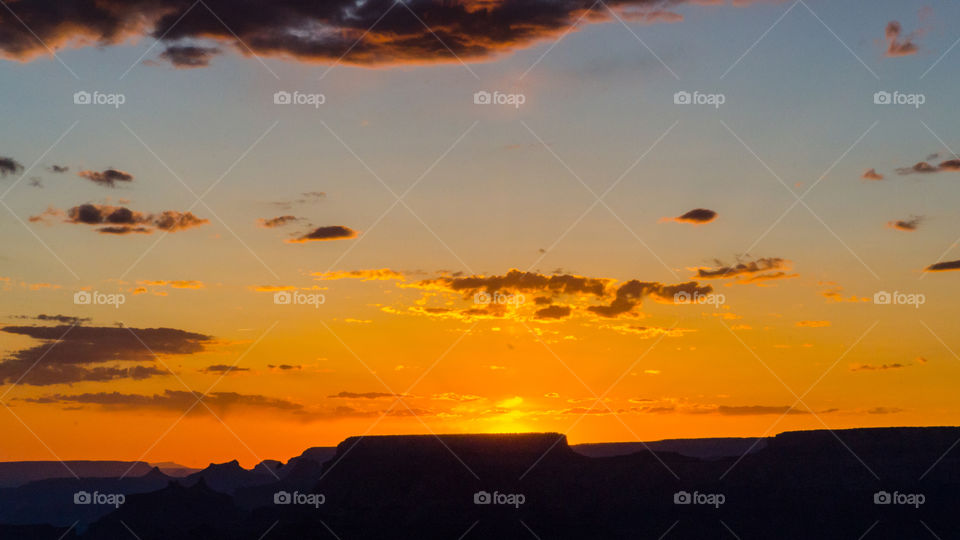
[0,428,958,539]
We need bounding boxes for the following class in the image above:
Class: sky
[1,0,960,468]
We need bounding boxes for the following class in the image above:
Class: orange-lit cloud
[884,20,919,57]
[887,217,922,232]
[0,0,748,68]
[30,203,210,235]
[862,168,883,181]
[796,320,830,328]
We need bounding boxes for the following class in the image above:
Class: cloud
[0,324,211,386]
[257,215,301,228]
[587,280,711,317]
[714,405,815,416]
[796,320,830,328]
[819,282,868,303]
[884,20,919,57]
[862,168,883,181]
[137,279,205,289]
[419,269,609,297]
[288,225,358,243]
[77,169,134,188]
[328,391,399,399]
[924,260,960,272]
[665,208,717,225]
[202,364,249,374]
[39,203,210,234]
[692,257,793,284]
[896,159,960,176]
[271,192,326,210]
[48,165,69,173]
[313,269,406,281]
[0,156,24,177]
[888,217,922,232]
[15,314,91,324]
[158,45,221,67]
[0,0,753,68]
[534,304,572,319]
[850,363,910,372]
[24,390,301,414]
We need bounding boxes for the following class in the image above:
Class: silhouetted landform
[148,462,200,478]
[1,427,958,539]
[0,461,154,488]
[571,437,765,459]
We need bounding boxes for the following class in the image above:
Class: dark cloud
[202,364,250,374]
[18,314,92,325]
[669,208,717,224]
[268,364,302,370]
[884,20,918,57]
[0,156,24,177]
[897,162,939,175]
[24,390,302,413]
[925,260,960,272]
[0,325,211,386]
[272,191,326,210]
[420,269,608,297]
[888,217,922,232]
[77,169,133,187]
[587,280,711,317]
[715,405,817,416]
[288,225,358,243]
[158,45,221,68]
[328,391,399,399]
[0,0,705,68]
[534,304,572,319]
[257,215,301,228]
[52,203,209,234]
[694,257,789,279]
[48,165,69,173]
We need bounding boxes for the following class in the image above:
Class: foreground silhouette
[0,427,957,539]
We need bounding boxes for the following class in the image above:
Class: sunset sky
[2,0,960,468]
